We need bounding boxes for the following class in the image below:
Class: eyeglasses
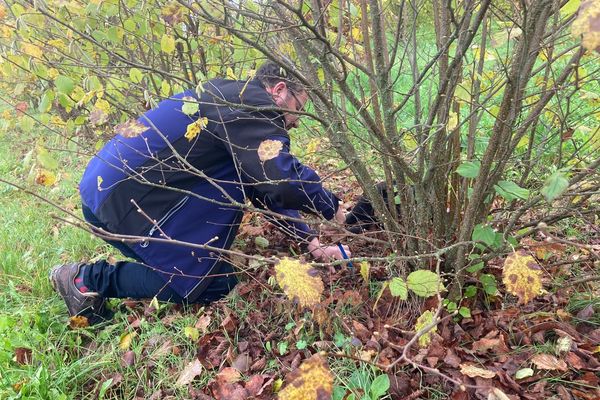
[288,90,305,112]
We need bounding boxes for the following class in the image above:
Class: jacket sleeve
[249,191,316,242]
[217,109,339,220]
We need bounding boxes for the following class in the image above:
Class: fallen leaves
[176,358,203,386]
[531,353,568,372]
[460,363,496,379]
[278,354,333,400]
[274,257,324,307]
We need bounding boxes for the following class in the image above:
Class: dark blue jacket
[79,79,339,298]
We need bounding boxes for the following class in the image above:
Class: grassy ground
[0,124,395,399]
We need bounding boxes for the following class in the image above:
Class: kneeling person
[51,62,350,324]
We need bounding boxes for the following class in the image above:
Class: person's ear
[272,81,287,96]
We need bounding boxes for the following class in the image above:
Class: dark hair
[255,61,305,93]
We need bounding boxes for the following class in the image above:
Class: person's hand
[307,237,351,261]
[334,203,346,225]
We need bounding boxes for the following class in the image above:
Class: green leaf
[560,0,580,17]
[278,341,288,355]
[465,285,477,298]
[456,161,480,178]
[466,261,484,274]
[255,236,269,248]
[472,224,496,246]
[369,374,390,399]
[38,90,54,113]
[515,368,534,379]
[37,147,58,170]
[444,300,457,312]
[459,306,471,318]
[296,340,307,350]
[181,96,199,115]
[98,378,113,400]
[480,274,498,295]
[541,171,569,203]
[389,277,408,300]
[494,180,530,201]
[129,68,143,84]
[54,75,75,95]
[407,270,445,298]
[161,34,176,53]
[160,80,171,97]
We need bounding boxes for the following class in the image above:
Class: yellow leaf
[278,354,333,400]
[184,117,208,141]
[502,251,543,305]
[119,332,137,350]
[97,176,103,190]
[351,27,363,42]
[414,309,437,348]
[0,5,6,20]
[94,98,111,114]
[114,119,147,138]
[273,378,284,392]
[21,43,42,58]
[459,363,496,379]
[149,296,160,310]
[257,139,284,162]
[161,80,171,97]
[561,0,581,17]
[226,67,236,80]
[447,112,458,131]
[360,261,370,283]
[305,138,319,154]
[47,68,59,80]
[35,169,57,187]
[68,315,89,329]
[516,135,529,150]
[274,257,324,307]
[161,1,186,26]
[160,34,176,54]
[572,0,600,52]
[184,326,199,341]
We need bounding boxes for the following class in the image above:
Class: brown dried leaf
[14,347,32,365]
[459,363,496,379]
[216,367,242,384]
[531,353,568,371]
[176,359,203,386]
[278,354,333,400]
[121,350,135,367]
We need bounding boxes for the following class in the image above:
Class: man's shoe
[49,263,111,323]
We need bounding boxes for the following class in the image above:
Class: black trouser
[81,204,238,304]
